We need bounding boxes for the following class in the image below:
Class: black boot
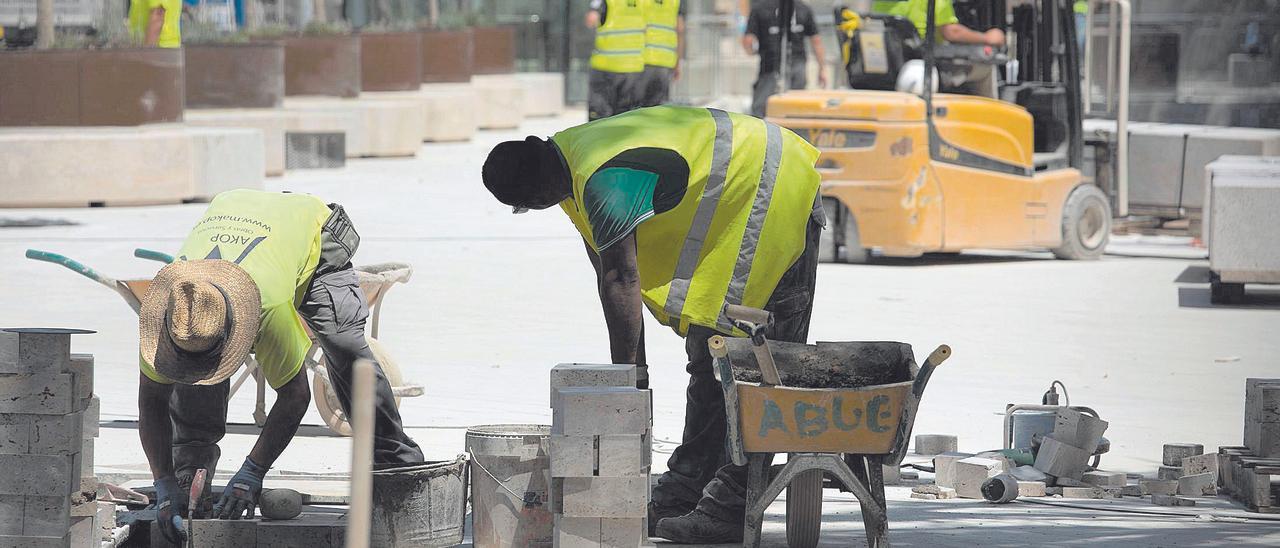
[654,509,744,544]
[648,501,695,537]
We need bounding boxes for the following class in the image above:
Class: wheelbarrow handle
[723,304,773,327]
[134,248,175,264]
[25,249,118,288]
[911,344,951,398]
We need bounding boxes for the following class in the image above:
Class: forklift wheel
[1052,185,1111,260]
[820,197,869,264]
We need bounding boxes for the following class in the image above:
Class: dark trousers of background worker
[750,61,808,118]
[638,65,675,108]
[588,69,645,121]
[168,207,425,512]
[651,213,822,524]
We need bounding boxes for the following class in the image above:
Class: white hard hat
[896,59,940,96]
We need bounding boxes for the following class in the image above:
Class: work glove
[214,457,269,519]
[153,476,186,545]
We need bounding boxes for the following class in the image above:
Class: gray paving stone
[597,434,648,477]
[23,495,70,536]
[0,331,71,375]
[0,374,76,415]
[1162,443,1204,466]
[552,387,650,436]
[550,435,595,478]
[0,454,80,496]
[550,364,637,408]
[932,452,973,489]
[560,476,648,518]
[953,457,1001,499]
[29,413,83,456]
[191,519,259,546]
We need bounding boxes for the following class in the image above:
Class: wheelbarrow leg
[742,453,768,548]
[862,455,890,548]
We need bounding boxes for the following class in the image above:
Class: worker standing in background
[137,190,423,544]
[637,0,686,108]
[744,0,829,118]
[1074,0,1088,54]
[481,105,825,543]
[586,0,648,120]
[128,0,182,47]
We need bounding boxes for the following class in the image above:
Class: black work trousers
[650,215,822,523]
[750,61,808,118]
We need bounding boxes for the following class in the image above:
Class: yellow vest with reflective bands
[642,0,680,68]
[592,0,647,73]
[553,106,821,336]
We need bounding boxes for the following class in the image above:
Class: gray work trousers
[169,207,424,507]
[650,216,822,523]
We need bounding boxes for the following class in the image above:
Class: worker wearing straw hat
[137,189,422,544]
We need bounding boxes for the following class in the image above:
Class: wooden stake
[346,359,375,548]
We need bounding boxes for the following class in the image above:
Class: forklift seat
[837,8,923,91]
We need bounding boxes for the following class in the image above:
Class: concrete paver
[3,110,1280,545]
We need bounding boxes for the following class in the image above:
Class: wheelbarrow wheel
[786,469,824,548]
[312,337,404,437]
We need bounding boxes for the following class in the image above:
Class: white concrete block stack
[0,329,98,548]
[1032,409,1108,483]
[548,364,651,548]
[1244,379,1280,458]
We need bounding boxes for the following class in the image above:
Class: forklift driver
[877,0,1006,96]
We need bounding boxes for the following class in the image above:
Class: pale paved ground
[2,110,1279,545]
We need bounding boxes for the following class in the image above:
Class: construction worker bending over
[481,105,825,543]
[637,0,686,108]
[586,0,648,120]
[138,189,423,544]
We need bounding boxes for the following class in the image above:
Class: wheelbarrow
[711,305,951,548]
[25,248,424,436]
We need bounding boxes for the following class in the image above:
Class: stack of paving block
[548,364,651,548]
[1032,408,1108,483]
[0,329,96,548]
[1220,378,1280,513]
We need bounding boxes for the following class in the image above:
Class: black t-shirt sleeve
[746,6,762,37]
[799,5,819,37]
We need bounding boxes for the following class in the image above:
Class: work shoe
[654,509,744,544]
[647,502,694,537]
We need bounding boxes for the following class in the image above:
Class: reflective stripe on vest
[642,0,680,68]
[592,0,647,73]
[553,106,821,336]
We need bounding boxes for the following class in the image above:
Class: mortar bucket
[465,424,552,548]
[370,455,468,547]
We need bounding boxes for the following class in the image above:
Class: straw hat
[139,260,261,385]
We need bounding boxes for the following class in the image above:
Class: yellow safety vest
[592,0,647,73]
[553,106,821,336]
[642,0,680,68]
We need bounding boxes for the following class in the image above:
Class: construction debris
[1151,494,1197,507]
[1162,443,1204,466]
[0,328,104,548]
[1081,470,1126,488]
[980,474,1020,503]
[1157,465,1182,480]
[932,452,973,489]
[1244,379,1280,457]
[911,485,957,499]
[550,365,650,547]
[1140,479,1179,496]
[1060,486,1120,499]
[1017,481,1047,497]
[953,457,1002,499]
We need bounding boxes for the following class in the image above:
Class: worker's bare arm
[592,234,646,371]
[742,34,756,56]
[144,6,165,46]
[138,373,175,479]
[585,9,600,29]
[675,15,687,79]
[810,35,829,88]
[246,371,310,468]
[939,23,1005,47]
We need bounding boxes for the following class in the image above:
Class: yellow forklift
[768,0,1112,262]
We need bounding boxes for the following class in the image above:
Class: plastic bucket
[465,424,553,548]
[371,455,468,547]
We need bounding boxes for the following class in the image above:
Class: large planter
[360,32,423,92]
[0,48,183,126]
[472,26,515,75]
[185,42,285,109]
[284,35,361,98]
[420,28,474,83]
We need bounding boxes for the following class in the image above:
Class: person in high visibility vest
[637,0,686,108]
[586,0,648,120]
[128,0,182,47]
[481,106,825,543]
[136,190,423,543]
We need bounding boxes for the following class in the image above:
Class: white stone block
[550,364,638,408]
[68,515,95,547]
[1162,443,1204,466]
[560,476,648,518]
[1208,174,1280,284]
[1081,470,1126,488]
[184,108,292,176]
[28,413,83,456]
[550,435,596,478]
[0,495,22,534]
[471,74,527,130]
[416,84,481,142]
[932,452,973,489]
[1245,378,1280,458]
[913,434,958,456]
[598,434,649,477]
[1185,129,1280,209]
[23,495,71,536]
[82,396,100,439]
[910,484,956,499]
[284,96,424,158]
[1061,486,1119,499]
[1053,409,1108,455]
[80,438,94,479]
[0,454,80,496]
[1140,479,1179,496]
[1177,473,1217,496]
[552,388,650,436]
[67,354,93,403]
[0,330,71,374]
[0,374,76,415]
[515,73,566,117]
[1152,494,1196,507]
[1017,481,1047,497]
[95,502,115,542]
[952,457,1001,499]
[555,514,602,548]
[1033,436,1090,481]
[600,517,645,547]
[1158,465,1182,480]
[0,534,70,548]
[1181,453,1221,477]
